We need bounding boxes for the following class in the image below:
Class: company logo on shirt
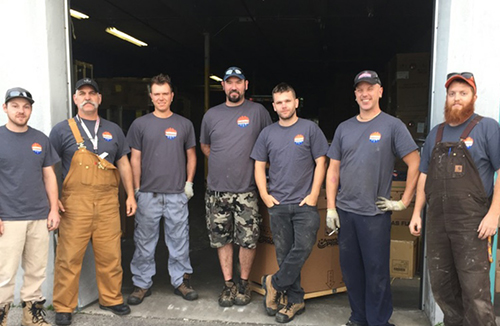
[464,137,474,148]
[294,134,305,145]
[102,132,113,142]
[165,128,177,140]
[32,143,42,155]
[237,116,250,128]
[369,132,381,143]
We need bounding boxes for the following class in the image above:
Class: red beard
[444,100,475,125]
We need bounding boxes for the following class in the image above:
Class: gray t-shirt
[0,126,60,221]
[127,113,196,193]
[49,117,130,179]
[200,100,272,192]
[328,112,418,216]
[251,118,329,205]
[420,114,500,197]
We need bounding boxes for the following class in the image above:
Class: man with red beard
[409,72,500,326]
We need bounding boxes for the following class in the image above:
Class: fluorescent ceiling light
[70,9,89,20]
[210,75,223,82]
[105,27,148,47]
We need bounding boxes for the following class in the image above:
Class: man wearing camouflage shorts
[200,66,272,306]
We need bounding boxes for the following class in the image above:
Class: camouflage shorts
[205,190,261,249]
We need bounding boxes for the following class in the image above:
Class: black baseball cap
[75,78,100,93]
[223,67,245,81]
[4,87,34,104]
[353,70,382,87]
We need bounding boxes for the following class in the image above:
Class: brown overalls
[425,115,496,326]
[53,118,124,312]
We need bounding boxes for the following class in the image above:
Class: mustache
[79,100,98,109]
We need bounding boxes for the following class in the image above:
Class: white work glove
[375,197,406,211]
[326,208,340,234]
[184,181,194,200]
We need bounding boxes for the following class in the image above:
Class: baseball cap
[223,67,245,81]
[445,72,476,93]
[353,70,382,87]
[75,78,100,93]
[4,87,34,104]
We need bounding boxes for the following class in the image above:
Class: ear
[294,98,299,108]
[72,93,78,105]
[379,86,384,98]
[245,80,249,91]
[97,94,102,105]
[171,92,175,101]
[2,103,7,113]
[272,102,277,112]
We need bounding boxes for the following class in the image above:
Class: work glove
[326,208,340,234]
[185,181,194,200]
[375,196,406,211]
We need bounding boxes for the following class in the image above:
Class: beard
[227,91,242,103]
[444,100,475,125]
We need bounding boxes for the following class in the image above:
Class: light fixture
[70,9,89,20]
[210,75,223,82]
[105,27,148,47]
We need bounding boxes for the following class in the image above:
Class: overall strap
[435,123,445,144]
[67,118,85,147]
[460,115,483,140]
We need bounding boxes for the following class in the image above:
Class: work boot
[174,274,199,301]
[275,301,305,323]
[234,279,251,305]
[0,304,10,326]
[262,274,280,316]
[127,287,151,305]
[54,312,72,326]
[99,303,131,315]
[218,280,237,307]
[22,300,51,326]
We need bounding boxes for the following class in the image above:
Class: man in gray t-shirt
[252,82,328,323]
[326,70,420,326]
[126,74,198,305]
[200,66,272,307]
[0,88,59,326]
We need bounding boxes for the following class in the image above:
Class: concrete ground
[5,180,500,325]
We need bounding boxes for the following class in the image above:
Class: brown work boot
[262,274,280,316]
[218,280,237,307]
[127,287,152,305]
[174,274,199,301]
[234,279,251,305]
[0,304,10,326]
[22,300,51,326]
[275,301,306,323]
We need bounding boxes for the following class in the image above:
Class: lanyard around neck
[76,115,100,153]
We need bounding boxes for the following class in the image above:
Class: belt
[206,189,231,197]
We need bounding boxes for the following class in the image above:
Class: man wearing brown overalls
[49,78,137,326]
[410,72,500,326]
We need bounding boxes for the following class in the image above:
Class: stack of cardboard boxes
[390,181,418,279]
[249,190,346,299]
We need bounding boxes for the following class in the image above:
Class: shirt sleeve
[200,113,210,145]
[250,129,268,162]
[185,120,196,150]
[327,124,343,161]
[310,124,329,159]
[126,120,142,151]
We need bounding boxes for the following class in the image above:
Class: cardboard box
[390,227,417,278]
[390,181,415,222]
[249,190,346,298]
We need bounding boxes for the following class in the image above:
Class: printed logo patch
[165,128,177,140]
[455,165,463,173]
[294,134,305,145]
[32,143,42,155]
[369,132,381,143]
[464,137,474,148]
[237,116,250,128]
[102,132,113,142]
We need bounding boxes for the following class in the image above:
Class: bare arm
[130,148,142,190]
[300,155,327,206]
[200,143,210,158]
[409,173,427,236]
[254,160,279,207]
[326,159,341,210]
[43,165,60,231]
[477,167,500,239]
[186,147,196,182]
[116,155,137,216]
[400,150,420,207]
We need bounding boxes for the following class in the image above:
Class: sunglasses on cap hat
[5,88,34,104]
[223,67,245,81]
[445,72,476,93]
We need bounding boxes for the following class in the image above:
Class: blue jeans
[130,192,193,289]
[338,208,392,326]
[268,204,319,303]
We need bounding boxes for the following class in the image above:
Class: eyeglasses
[7,90,33,99]
[225,68,243,75]
[447,72,474,80]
